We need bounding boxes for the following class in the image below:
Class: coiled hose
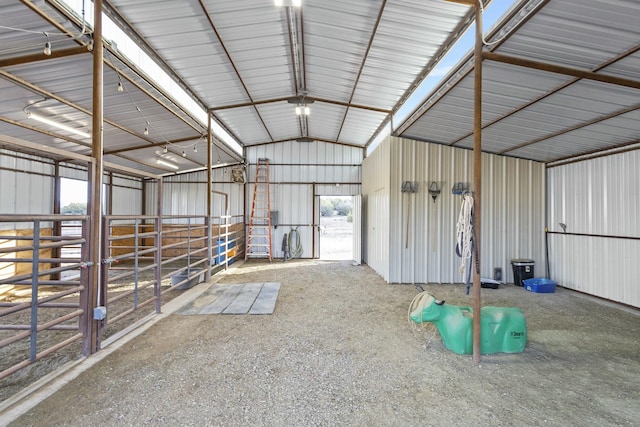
[288,226,302,258]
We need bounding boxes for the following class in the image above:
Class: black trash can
[511,259,534,287]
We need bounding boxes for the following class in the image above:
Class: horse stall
[0,154,245,401]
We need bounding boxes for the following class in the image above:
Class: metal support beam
[85,0,104,356]
[482,51,640,90]
[52,162,62,282]
[312,183,316,259]
[155,179,163,314]
[206,112,213,282]
[0,46,89,68]
[446,0,476,5]
[472,0,483,364]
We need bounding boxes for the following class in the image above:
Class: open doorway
[319,196,353,260]
[59,178,87,279]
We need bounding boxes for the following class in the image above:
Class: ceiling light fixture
[163,146,168,154]
[26,111,90,139]
[274,0,301,6]
[43,41,51,56]
[117,81,124,92]
[182,150,186,157]
[156,158,179,170]
[143,126,149,136]
[288,95,314,116]
[295,105,311,116]
[193,145,197,153]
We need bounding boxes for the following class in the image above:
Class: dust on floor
[6,260,640,427]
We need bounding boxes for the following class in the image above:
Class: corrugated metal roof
[1,0,639,175]
[400,0,640,163]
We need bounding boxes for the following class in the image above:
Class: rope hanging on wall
[456,193,475,294]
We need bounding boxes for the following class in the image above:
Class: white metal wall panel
[59,164,88,181]
[146,167,245,218]
[110,174,143,215]
[246,141,363,165]
[366,136,545,284]
[111,186,142,215]
[314,184,361,197]
[254,184,313,259]
[548,151,640,307]
[0,150,53,220]
[361,136,391,281]
[353,194,362,265]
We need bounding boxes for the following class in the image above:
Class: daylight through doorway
[319,196,353,260]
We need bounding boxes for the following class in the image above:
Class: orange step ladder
[245,158,272,261]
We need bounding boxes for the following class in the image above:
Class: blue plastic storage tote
[523,278,556,293]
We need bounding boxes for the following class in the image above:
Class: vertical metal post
[187,218,192,274]
[52,162,61,281]
[206,111,213,281]
[472,0,483,364]
[312,183,316,259]
[108,171,113,215]
[154,179,163,314]
[98,216,109,350]
[29,220,40,362]
[134,218,139,309]
[84,0,104,356]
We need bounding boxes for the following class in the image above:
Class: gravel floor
[5,259,640,426]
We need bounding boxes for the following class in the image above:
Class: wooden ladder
[245,158,272,261]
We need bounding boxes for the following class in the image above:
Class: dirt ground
[4,260,640,426]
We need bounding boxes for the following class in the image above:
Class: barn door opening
[319,196,353,260]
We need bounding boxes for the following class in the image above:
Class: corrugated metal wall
[363,136,546,284]
[548,151,640,308]
[353,194,363,265]
[246,142,363,258]
[362,137,391,281]
[0,149,55,229]
[145,168,245,220]
[109,174,143,215]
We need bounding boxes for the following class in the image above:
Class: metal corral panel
[548,151,640,307]
[366,136,545,284]
[361,136,391,281]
